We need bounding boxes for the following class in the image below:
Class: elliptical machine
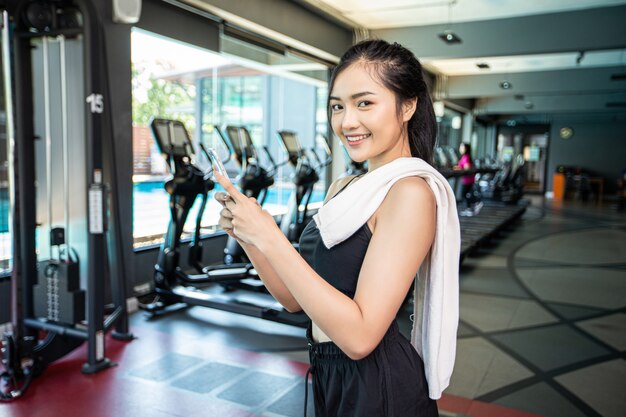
[143,119,307,327]
[276,131,332,245]
[222,125,282,265]
[492,154,525,204]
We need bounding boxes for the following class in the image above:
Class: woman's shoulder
[383,176,435,212]
[370,176,436,235]
[324,175,361,204]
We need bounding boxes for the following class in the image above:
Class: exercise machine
[1,0,132,401]
[491,154,525,204]
[142,119,307,327]
[221,125,284,265]
[276,130,332,245]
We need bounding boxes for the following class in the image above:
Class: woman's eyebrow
[329,91,376,101]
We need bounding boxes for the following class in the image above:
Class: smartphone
[206,147,228,177]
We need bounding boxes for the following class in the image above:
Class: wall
[547,116,626,194]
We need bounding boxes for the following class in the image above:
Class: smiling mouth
[346,133,371,143]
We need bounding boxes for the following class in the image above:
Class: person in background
[456,142,475,208]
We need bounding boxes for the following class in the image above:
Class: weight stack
[33,260,85,324]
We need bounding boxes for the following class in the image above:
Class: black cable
[0,366,33,402]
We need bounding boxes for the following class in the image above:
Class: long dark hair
[328,39,436,164]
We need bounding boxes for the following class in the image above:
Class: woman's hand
[212,171,279,247]
[214,191,240,240]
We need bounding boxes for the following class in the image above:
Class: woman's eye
[330,103,343,111]
[357,101,370,107]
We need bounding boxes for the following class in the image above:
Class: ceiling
[299,0,626,121]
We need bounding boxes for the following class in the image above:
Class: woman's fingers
[213,171,246,204]
[214,191,232,206]
[220,207,233,219]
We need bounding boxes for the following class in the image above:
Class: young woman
[456,142,475,208]
[214,40,459,417]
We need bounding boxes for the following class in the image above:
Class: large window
[132,28,329,248]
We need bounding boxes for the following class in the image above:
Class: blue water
[133,181,325,206]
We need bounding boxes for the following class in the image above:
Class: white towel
[313,157,460,400]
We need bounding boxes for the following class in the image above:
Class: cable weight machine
[1,0,132,400]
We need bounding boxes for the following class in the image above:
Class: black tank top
[298,177,371,298]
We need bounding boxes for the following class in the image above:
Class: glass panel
[131,28,329,248]
[435,106,464,168]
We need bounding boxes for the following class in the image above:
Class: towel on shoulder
[313,157,460,400]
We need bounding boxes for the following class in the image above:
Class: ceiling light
[438,30,462,44]
[476,62,490,69]
[524,101,534,110]
[500,80,512,90]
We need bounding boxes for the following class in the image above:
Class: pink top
[458,154,475,185]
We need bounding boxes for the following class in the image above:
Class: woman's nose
[341,107,359,131]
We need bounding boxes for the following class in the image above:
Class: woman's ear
[402,98,418,122]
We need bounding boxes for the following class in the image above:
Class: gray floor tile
[461,254,509,268]
[514,257,567,268]
[556,359,626,417]
[128,353,200,382]
[575,313,626,351]
[265,381,314,417]
[492,325,612,371]
[494,382,588,417]
[170,361,246,393]
[457,322,476,337]
[476,347,534,397]
[460,268,530,298]
[515,229,626,266]
[546,303,606,320]
[446,337,496,399]
[218,371,296,407]
[460,293,557,332]
[447,337,532,399]
[517,267,626,309]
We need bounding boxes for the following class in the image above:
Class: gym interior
[1,1,625,416]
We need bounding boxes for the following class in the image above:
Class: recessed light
[438,30,462,44]
[500,80,512,90]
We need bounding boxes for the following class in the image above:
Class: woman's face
[329,63,414,170]
[459,143,466,155]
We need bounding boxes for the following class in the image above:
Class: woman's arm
[241,242,303,312]
[249,177,436,360]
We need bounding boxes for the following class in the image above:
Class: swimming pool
[133,181,325,246]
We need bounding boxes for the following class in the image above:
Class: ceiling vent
[605,102,626,108]
[610,73,626,81]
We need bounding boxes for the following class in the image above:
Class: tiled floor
[2,198,624,417]
[446,199,626,417]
